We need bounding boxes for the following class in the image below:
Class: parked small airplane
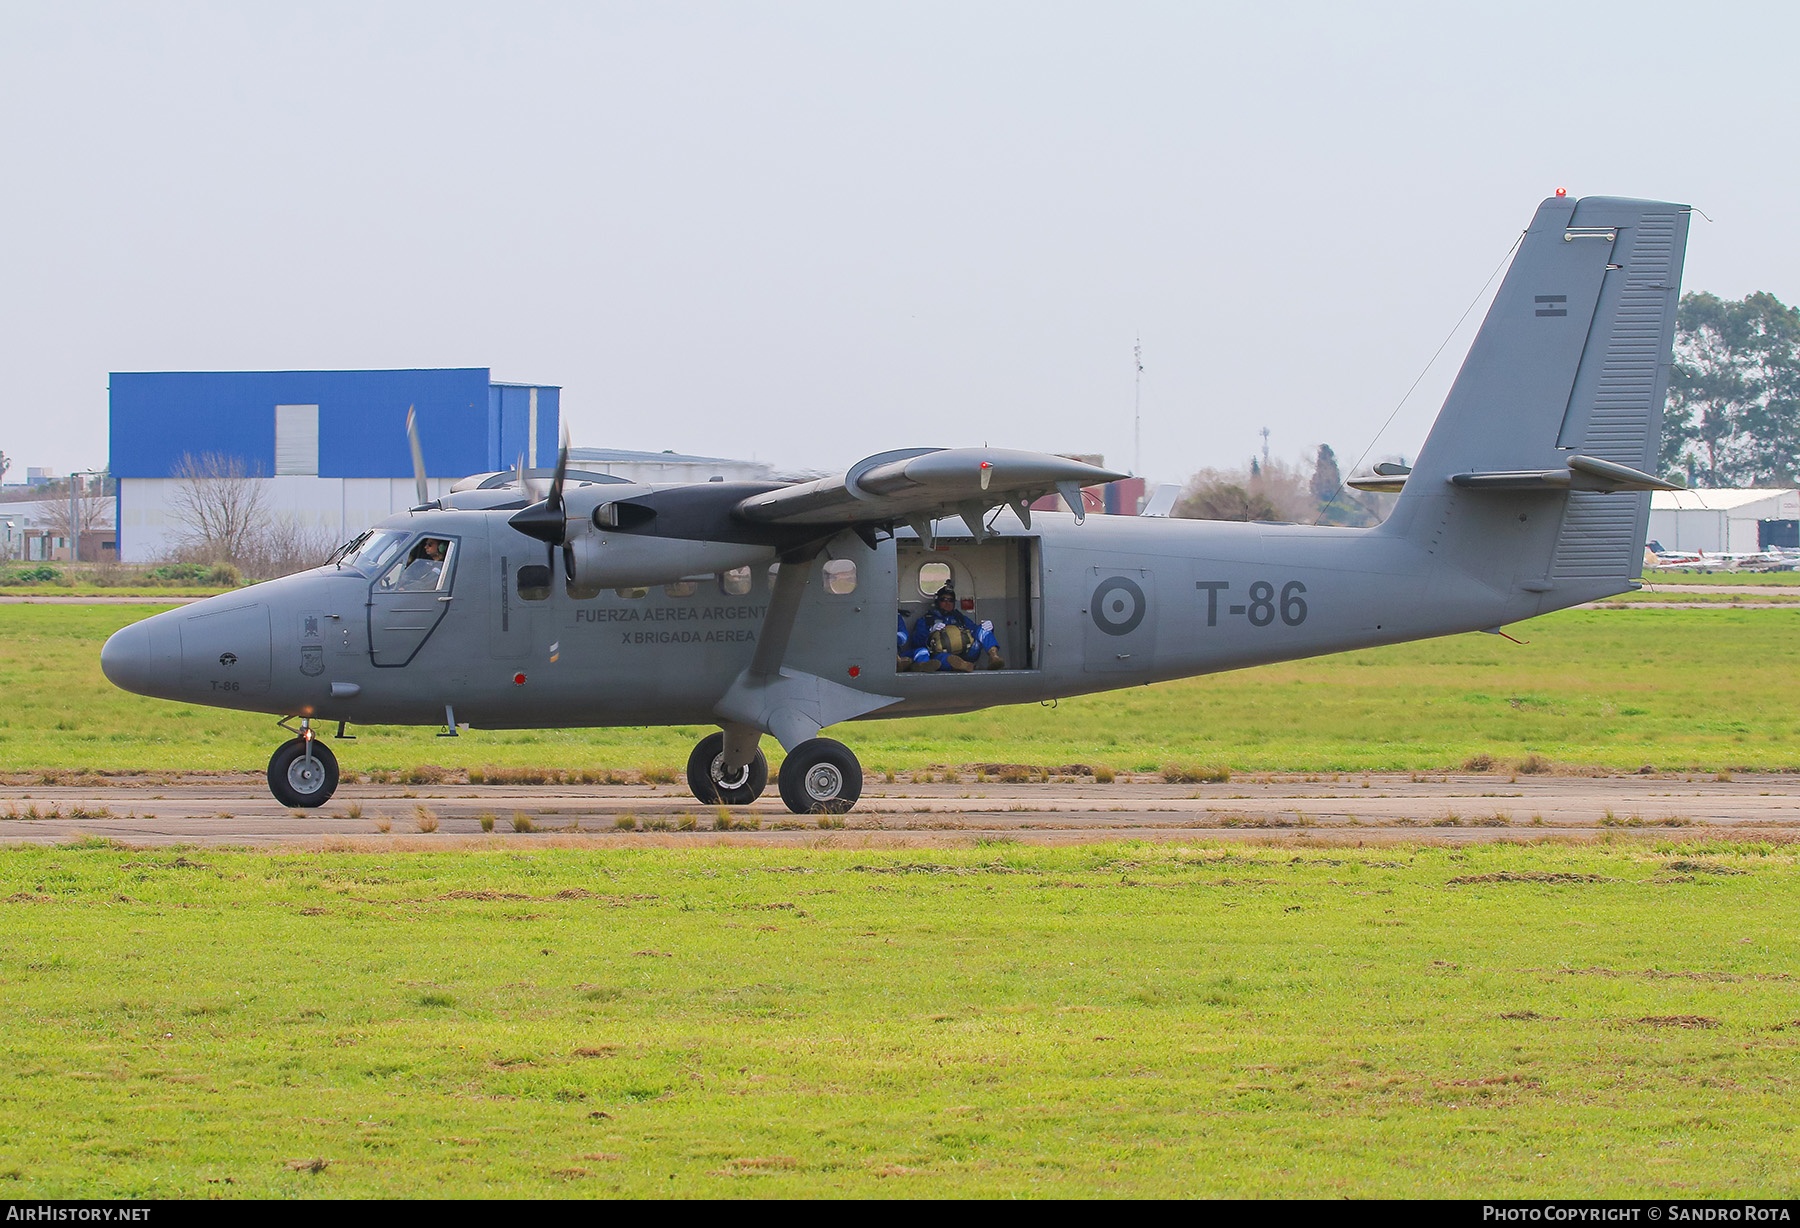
[1651,548,1791,574]
[102,193,1691,814]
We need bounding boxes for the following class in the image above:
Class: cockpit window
[376,536,456,593]
[341,529,411,575]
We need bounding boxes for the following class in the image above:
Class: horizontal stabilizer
[1347,461,1412,494]
[1449,454,1681,493]
[1347,475,1407,493]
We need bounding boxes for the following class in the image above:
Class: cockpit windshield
[337,529,411,575]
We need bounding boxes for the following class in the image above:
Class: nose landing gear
[268,719,340,808]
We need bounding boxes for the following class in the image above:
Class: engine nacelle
[563,533,775,598]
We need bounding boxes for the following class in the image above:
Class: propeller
[405,405,430,507]
[508,421,573,547]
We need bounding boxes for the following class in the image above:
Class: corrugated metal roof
[1650,488,1796,512]
[110,369,561,481]
[567,447,749,466]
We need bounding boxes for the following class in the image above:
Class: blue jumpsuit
[906,606,1000,671]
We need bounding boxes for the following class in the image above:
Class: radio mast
[1133,337,1143,476]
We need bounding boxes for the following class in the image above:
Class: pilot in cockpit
[390,537,448,592]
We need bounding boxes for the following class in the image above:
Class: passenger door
[1082,565,1154,672]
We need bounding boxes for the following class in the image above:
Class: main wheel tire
[777,737,862,815]
[686,732,769,805]
[267,737,340,808]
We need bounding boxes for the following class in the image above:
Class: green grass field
[3,604,1799,776]
[1642,569,1800,585]
[0,586,228,598]
[0,840,1793,1198]
[1600,590,1800,603]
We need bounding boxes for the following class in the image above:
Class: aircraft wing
[733,447,1127,541]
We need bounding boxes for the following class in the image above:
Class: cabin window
[720,566,751,596]
[664,580,697,598]
[566,572,604,601]
[616,586,648,600]
[917,561,951,596]
[823,558,857,595]
[517,564,551,602]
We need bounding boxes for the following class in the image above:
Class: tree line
[1661,290,1800,487]
[1174,445,1389,526]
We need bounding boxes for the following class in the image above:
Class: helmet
[934,585,957,603]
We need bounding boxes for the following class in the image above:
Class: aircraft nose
[101,616,176,699]
[101,620,152,695]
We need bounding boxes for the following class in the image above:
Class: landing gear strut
[777,737,862,815]
[686,731,769,806]
[268,721,339,808]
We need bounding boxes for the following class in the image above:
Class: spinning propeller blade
[548,419,569,517]
[405,405,429,507]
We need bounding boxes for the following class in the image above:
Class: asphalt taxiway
[1,772,1796,847]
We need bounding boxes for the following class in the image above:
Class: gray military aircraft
[101,193,1690,815]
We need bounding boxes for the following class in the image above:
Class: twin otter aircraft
[102,194,1691,814]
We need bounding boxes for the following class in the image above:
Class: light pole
[68,469,102,565]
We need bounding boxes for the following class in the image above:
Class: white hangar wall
[1647,489,1800,554]
[118,476,460,562]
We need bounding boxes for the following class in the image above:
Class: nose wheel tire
[686,732,769,806]
[267,737,340,808]
[777,737,862,815]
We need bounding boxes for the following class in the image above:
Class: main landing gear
[777,738,862,815]
[267,721,339,808]
[685,731,769,806]
[684,730,863,815]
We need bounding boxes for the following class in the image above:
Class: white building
[1647,489,1800,554]
[111,368,561,563]
[0,496,118,562]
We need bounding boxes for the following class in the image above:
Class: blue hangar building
[109,368,560,562]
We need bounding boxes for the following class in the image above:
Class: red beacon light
[1555,187,1567,197]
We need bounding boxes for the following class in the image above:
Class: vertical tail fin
[1386,194,1691,599]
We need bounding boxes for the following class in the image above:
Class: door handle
[438,595,454,603]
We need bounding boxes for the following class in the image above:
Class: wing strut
[747,548,819,681]
[713,541,901,750]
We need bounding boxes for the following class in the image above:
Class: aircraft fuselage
[102,496,1622,733]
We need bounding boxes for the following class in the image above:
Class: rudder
[1384,194,1691,599]
[1548,201,1689,582]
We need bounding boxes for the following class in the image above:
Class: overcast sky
[2,0,1793,484]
